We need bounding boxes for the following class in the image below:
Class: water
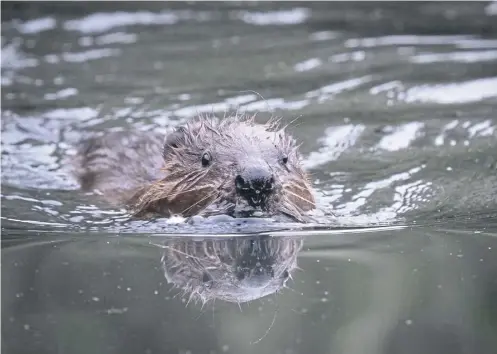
[2,2,497,354]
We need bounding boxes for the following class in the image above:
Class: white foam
[411,50,497,64]
[336,166,424,215]
[329,51,365,63]
[434,119,459,146]
[61,48,121,62]
[377,122,424,152]
[467,120,495,138]
[1,42,38,69]
[44,88,78,101]
[306,75,373,98]
[405,77,497,104]
[43,107,98,121]
[79,33,137,47]
[370,81,403,95]
[236,8,310,25]
[345,35,474,48]
[294,58,322,72]
[15,17,56,34]
[225,94,257,106]
[304,124,365,169]
[241,98,309,111]
[64,11,179,33]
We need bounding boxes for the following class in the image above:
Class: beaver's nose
[235,167,274,208]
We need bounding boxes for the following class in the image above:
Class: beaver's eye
[202,272,212,283]
[201,152,212,167]
[281,156,288,164]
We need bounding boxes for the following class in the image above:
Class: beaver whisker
[281,114,303,131]
[283,180,311,193]
[265,115,283,132]
[182,170,212,191]
[180,189,219,215]
[170,184,210,197]
[234,105,241,121]
[283,187,315,206]
[205,123,222,137]
[277,199,306,222]
[166,171,204,193]
[235,89,273,120]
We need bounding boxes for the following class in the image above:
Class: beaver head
[133,114,316,222]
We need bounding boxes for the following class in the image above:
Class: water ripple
[305,75,373,100]
[12,17,56,34]
[377,122,425,152]
[78,32,138,46]
[404,77,497,104]
[2,3,496,231]
[234,8,310,26]
[63,10,211,33]
[411,50,497,64]
[304,125,366,170]
[345,35,474,48]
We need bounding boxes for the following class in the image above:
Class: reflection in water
[155,235,303,304]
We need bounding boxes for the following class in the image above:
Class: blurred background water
[1,2,497,354]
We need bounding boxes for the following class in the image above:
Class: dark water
[2,2,497,354]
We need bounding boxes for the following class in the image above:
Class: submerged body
[73,115,316,222]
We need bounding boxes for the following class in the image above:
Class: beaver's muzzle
[235,166,274,208]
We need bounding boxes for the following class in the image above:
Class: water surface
[2,2,497,354]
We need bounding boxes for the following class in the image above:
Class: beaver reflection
[159,235,303,304]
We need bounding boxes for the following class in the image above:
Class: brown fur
[73,114,316,222]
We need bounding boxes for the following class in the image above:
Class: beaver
[158,235,303,304]
[73,114,316,222]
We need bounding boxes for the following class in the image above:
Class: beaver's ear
[162,129,185,160]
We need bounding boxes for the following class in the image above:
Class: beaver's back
[73,131,165,203]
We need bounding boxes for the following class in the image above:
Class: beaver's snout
[235,166,275,208]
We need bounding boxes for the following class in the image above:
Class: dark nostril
[202,272,212,283]
[235,175,247,190]
[256,175,274,192]
[267,176,275,189]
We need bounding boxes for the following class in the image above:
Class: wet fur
[73,114,316,222]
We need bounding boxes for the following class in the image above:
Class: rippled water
[2,2,497,354]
